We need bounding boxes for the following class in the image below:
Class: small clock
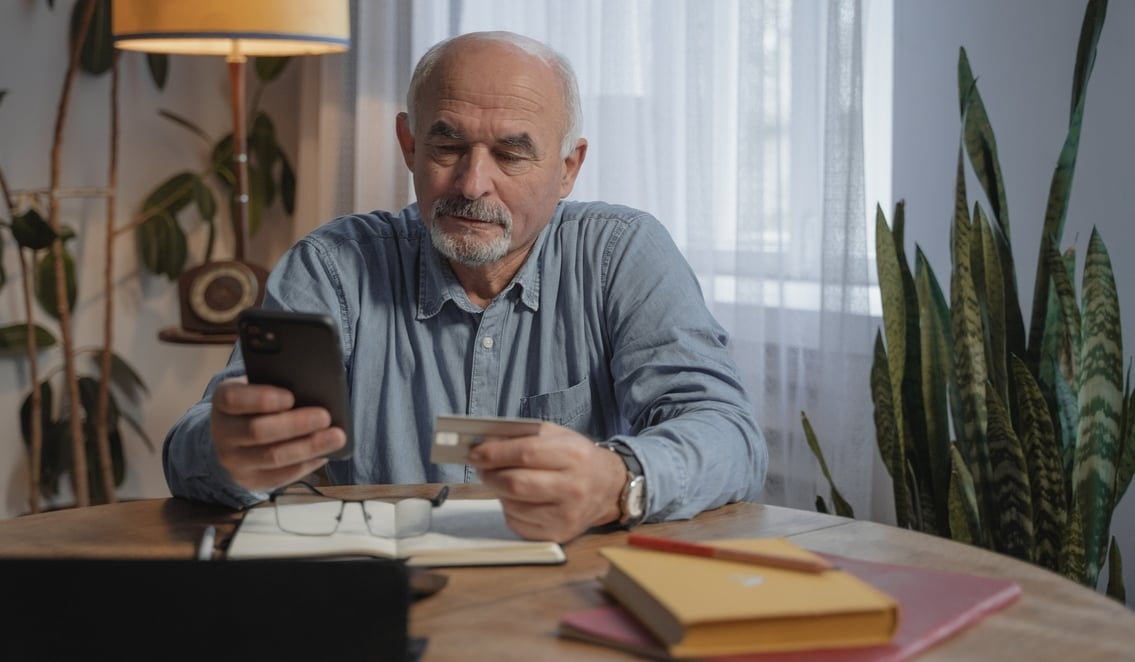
[177,260,269,334]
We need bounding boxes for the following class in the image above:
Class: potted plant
[805,0,1132,602]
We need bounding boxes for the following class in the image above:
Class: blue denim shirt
[163,201,768,522]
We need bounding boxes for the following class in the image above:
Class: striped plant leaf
[958,48,1010,242]
[1027,0,1105,372]
[801,412,855,519]
[1074,228,1123,583]
[975,203,1009,405]
[985,381,1035,561]
[1114,372,1135,510]
[871,329,914,528]
[1055,364,1080,479]
[947,443,981,546]
[891,204,934,532]
[1011,356,1066,571]
[876,204,911,488]
[1060,500,1089,585]
[1048,245,1082,385]
[950,180,991,528]
[915,249,953,526]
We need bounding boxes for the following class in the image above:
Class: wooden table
[1,484,1132,661]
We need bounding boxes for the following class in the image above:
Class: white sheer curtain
[296,0,893,522]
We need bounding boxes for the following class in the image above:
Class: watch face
[626,475,647,519]
[188,262,260,324]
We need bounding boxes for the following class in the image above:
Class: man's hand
[466,423,628,542]
[210,377,347,491]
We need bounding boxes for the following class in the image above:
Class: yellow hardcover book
[598,538,899,658]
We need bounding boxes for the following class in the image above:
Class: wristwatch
[597,441,647,528]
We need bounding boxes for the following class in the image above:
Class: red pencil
[626,533,834,574]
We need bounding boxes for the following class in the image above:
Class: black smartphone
[237,308,353,461]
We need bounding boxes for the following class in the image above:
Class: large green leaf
[0,323,57,352]
[141,171,198,222]
[1070,0,1108,122]
[1074,228,1123,584]
[801,412,854,518]
[34,249,77,320]
[280,153,297,215]
[875,205,908,465]
[1048,244,1082,382]
[1011,355,1067,572]
[985,381,1035,562]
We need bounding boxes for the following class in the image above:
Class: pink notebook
[559,553,1022,661]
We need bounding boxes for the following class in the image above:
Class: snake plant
[806,0,1133,601]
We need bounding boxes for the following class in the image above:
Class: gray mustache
[432,198,511,226]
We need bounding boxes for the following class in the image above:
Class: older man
[163,31,767,543]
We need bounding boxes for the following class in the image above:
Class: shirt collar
[416,201,562,319]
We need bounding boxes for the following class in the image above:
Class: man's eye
[496,152,526,163]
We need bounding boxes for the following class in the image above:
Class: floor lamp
[112,0,349,341]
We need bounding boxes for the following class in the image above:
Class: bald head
[405,31,583,159]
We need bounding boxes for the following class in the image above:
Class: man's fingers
[213,406,333,449]
[213,379,294,416]
[468,434,586,470]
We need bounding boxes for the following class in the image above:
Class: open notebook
[227,497,566,567]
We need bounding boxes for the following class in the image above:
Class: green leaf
[986,381,1035,562]
[0,89,6,105]
[0,231,6,290]
[950,177,992,535]
[974,204,1008,404]
[815,495,829,515]
[141,171,198,221]
[158,109,213,145]
[280,153,296,215]
[254,56,291,82]
[871,329,913,528]
[947,443,982,546]
[915,248,954,527]
[147,53,169,90]
[0,323,58,352]
[1060,500,1089,585]
[1011,355,1067,572]
[1070,0,1108,122]
[70,0,113,76]
[212,133,236,186]
[251,112,280,178]
[194,176,217,223]
[34,249,77,320]
[11,208,58,250]
[801,412,855,519]
[875,204,908,469]
[1074,227,1123,585]
[102,350,149,398]
[243,163,268,237]
[137,212,188,279]
[1114,373,1135,509]
[958,47,1010,242]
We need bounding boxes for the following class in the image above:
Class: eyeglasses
[270,481,449,538]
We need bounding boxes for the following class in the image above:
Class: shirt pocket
[518,376,592,432]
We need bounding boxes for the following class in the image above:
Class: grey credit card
[430,415,543,464]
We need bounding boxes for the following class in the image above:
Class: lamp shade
[112,0,350,57]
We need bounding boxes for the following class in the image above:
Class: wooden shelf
[158,326,237,346]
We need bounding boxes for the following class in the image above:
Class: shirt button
[481,336,494,349]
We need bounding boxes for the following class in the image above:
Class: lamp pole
[227,44,249,262]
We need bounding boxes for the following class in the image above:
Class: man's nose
[456,147,494,200]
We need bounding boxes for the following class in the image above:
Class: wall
[893,0,1135,602]
[0,3,301,517]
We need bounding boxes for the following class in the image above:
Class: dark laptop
[0,558,412,662]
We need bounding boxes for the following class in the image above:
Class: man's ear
[558,138,588,198]
[395,112,415,169]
